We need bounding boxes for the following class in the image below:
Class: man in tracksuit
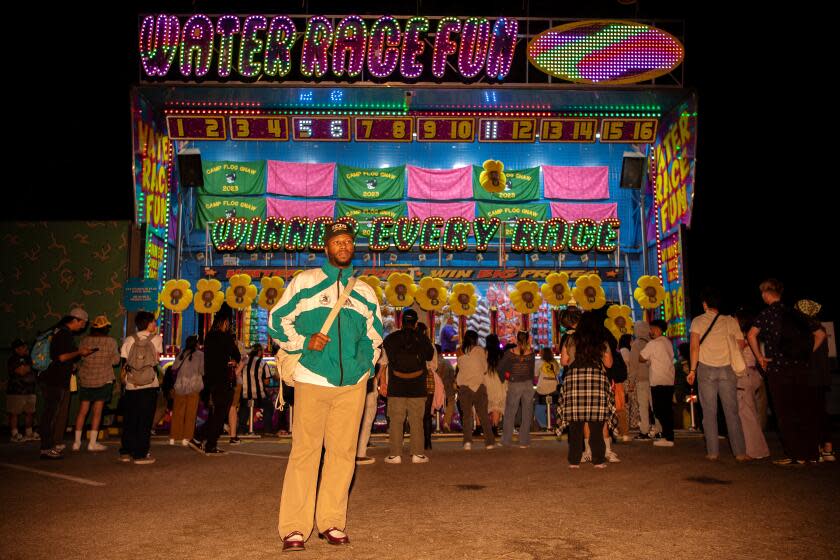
[269,222,383,552]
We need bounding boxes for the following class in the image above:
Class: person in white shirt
[687,289,747,461]
[118,311,163,465]
[640,320,676,447]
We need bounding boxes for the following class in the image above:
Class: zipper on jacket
[337,269,344,386]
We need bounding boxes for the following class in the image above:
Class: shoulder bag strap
[319,277,357,335]
[699,313,721,346]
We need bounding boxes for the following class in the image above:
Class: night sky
[13,2,833,322]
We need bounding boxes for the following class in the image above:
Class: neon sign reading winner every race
[140,14,519,81]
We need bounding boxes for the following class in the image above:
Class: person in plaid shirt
[73,315,120,451]
[560,312,615,469]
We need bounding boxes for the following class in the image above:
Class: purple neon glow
[400,17,429,79]
[216,15,240,78]
[486,18,518,79]
[458,18,491,78]
[180,14,213,77]
[140,14,180,77]
[239,15,267,78]
[333,15,367,77]
[368,17,402,78]
[301,16,333,78]
[264,16,296,77]
[432,18,461,79]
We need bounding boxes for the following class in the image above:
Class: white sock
[74,430,82,445]
[89,430,98,442]
[605,439,613,454]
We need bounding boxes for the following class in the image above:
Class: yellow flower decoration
[193,279,224,314]
[448,283,478,316]
[257,276,285,310]
[358,275,384,304]
[541,272,572,307]
[479,159,507,193]
[634,275,666,309]
[385,272,417,308]
[225,274,257,310]
[159,279,193,313]
[415,277,448,312]
[510,280,543,314]
[605,305,634,340]
[572,274,607,311]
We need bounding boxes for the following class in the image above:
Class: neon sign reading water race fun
[140,14,519,82]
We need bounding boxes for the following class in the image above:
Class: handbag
[275,277,358,387]
[727,333,747,377]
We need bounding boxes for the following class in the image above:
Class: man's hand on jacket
[308,333,331,352]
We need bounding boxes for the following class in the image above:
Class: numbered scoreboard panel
[166,115,227,141]
[478,118,537,142]
[415,117,476,142]
[166,113,659,145]
[354,117,413,142]
[228,116,289,141]
[291,116,351,141]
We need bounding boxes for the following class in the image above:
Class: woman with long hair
[73,315,120,452]
[483,333,507,435]
[456,330,495,450]
[561,311,614,468]
[170,335,204,446]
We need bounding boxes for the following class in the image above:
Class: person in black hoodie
[189,308,240,455]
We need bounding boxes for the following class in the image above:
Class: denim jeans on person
[502,381,535,446]
[697,363,746,457]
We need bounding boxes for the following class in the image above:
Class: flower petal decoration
[193,278,224,314]
[448,283,478,316]
[385,272,417,308]
[510,280,543,314]
[358,275,384,304]
[541,272,572,307]
[415,277,448,312]
[572,274,606,311]
[479,159,507,193]
[257,276,285,310]
[634,275,666,309]
[605,304,634,340]
[160,279,193,313]
[225,274,258,310]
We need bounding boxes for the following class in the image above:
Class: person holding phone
[73,315,120,451]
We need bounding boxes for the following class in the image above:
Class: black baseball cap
[402,308,418,322]
[324,222,356,244]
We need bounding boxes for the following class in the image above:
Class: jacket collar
[321,261,354,282]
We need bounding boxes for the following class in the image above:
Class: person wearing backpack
[118,311,162,465]
[747,279,817,465]
[37,308,94,459]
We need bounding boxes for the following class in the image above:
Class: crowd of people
[1,223,835,552]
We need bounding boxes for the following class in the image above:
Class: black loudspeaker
[177,151,204,188]
[620,156,646,189]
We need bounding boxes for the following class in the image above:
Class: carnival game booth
[132,13,697,430]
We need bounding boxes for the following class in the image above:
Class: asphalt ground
[0,430,837,560]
